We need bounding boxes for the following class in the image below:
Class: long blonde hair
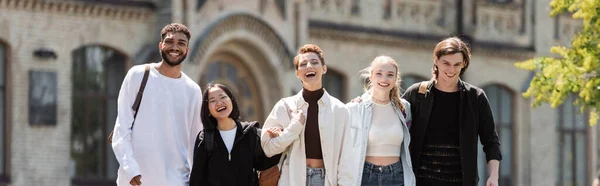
[359,55,405,112]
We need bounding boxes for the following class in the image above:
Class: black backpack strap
[253,126,262,157]
[130,65,151,129]
[107,65,151,143]
[415,81,429,106]
[418,81,428,95]
[204,130,215,155]
[410,81,430,128]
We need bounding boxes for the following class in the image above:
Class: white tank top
[366,102,404,157]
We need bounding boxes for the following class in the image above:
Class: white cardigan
[260,90,355,186]
[346,93,416,186]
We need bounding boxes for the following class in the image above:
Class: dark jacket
[189,121,281,186]
[402,80,502,186]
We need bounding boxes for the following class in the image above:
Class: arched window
[0,41,8,182]
[557,95,589,186]
[401,75,427,94]
[323,69,346,102]
[200,54,264,122]
[71,46,126,184]
[478,84,515,186]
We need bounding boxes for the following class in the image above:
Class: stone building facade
[0,0,597,186]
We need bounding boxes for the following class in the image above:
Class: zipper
[229,129,247,162]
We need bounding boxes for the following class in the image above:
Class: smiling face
[295,52,327,90]
[369,60,397,94]
[159,32,189,66]
[432,37,471,81]
[207,86,233,120]
[434,53,464,83]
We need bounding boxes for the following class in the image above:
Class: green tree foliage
[515,0,599,126]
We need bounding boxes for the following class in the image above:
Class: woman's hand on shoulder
[349,96,362,103]
[266,127,283,138]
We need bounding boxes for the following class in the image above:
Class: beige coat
[261,90,355,186]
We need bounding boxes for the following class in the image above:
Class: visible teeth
[306,72,316,76]
[217,107,226,112]
[445,73,455,77]
[378,83,390,87]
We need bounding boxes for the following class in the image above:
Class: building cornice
[309,27,438,51]
[0,0,154,21]
[309,25,535,61]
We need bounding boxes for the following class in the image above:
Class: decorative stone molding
[0,0,154,21]
[472,0,530,46]
[308,0,452,36]
[476,4,524,35]
[555,14,582,47]
[189,14,294,69]
[386,0,450,32]
[309,26,436,50]
[309,26,534,60]
[307,0,351,16]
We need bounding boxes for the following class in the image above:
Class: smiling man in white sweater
[111,23,203,186]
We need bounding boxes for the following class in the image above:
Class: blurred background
[0,0,597,185]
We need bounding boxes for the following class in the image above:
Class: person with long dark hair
[189,83,280,186]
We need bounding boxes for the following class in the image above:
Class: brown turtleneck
[303,88,324,159]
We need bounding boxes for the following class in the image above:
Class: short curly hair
[160,23,191,41]
[293,44,325,70]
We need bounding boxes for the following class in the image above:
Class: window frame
[322,68,347,102]
[70,45,128,186]
[557,95,590,186]
[0,40,11,184]
[478,84,517,186]
[485,84,516,186]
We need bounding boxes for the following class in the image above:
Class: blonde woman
[347,55,416,186]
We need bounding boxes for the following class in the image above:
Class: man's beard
[160,50,187,66]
